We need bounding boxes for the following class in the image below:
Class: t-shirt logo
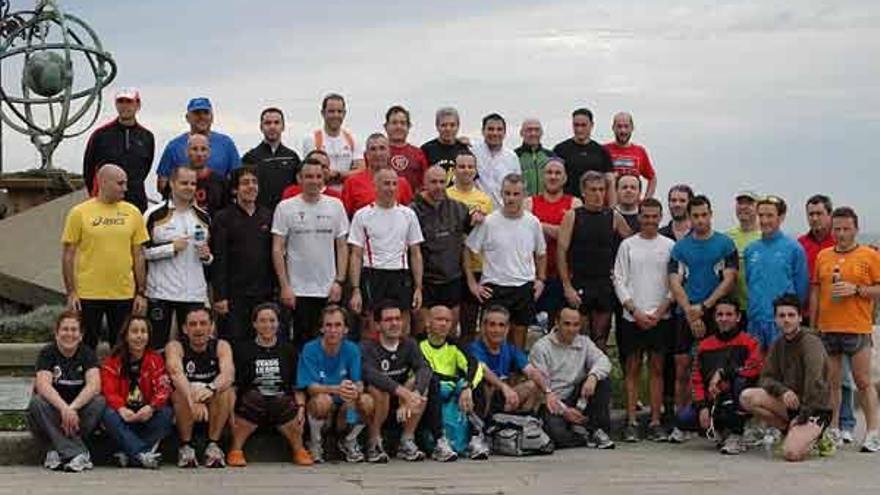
[391,155,410,172]
[91,215,126,227]
[52,365,62,382]
[380,359,390,372]
[185,360,196,375]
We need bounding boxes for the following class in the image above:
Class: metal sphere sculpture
[0,0,116,168]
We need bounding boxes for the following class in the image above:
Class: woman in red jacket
[101,316,173,469]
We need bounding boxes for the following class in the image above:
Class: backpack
[487,413,554,456]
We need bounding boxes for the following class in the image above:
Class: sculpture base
[0,170,84,219]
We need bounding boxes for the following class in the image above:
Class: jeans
[27,395,105,461]
[541,378,612,449]
[101,406,174,457]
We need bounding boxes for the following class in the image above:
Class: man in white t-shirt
[272,160,350,348]
[302,93,364,189]
[612,197,675,442]
[471,113,521,210]
[466,173,546,349]
[348,168,424,336]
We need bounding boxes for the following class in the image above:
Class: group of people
[32,89,880,471]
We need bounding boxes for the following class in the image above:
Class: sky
[2,0,879,233]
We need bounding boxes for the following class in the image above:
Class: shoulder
[342,340,360,355]
[212,132,236,145]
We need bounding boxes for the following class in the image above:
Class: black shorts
[618,318,672,357]
[673,312,716,356]
[574,278,615,313]
[235,388,299,427]
[423,278,463,309]
[821,332,873,356]
[484,282,535,326]
[361,268,413,313]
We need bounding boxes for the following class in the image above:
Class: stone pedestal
[0,171,84,219]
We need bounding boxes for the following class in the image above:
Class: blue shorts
[747,320,779,350]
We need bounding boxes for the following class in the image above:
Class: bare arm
[349,245,364,289]
[557,210,575,289]
[69,368,101,411]
[307,384,341,396]
[703,268,736,308]
[612,210,632,239]
[645,176,657,199]
[132,244,146,295]
[213,340,235,392]
[409,244,423,291]
[535,253,547,281]
[164,341,192,400]
[272,234,290,291]
[62,244,77,296]
[669,273,691,309]
[34,371,72,411]
[809,284,820,328]
[334,236,349,284]
[605,172,617,206]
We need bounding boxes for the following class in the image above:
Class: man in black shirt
[242,107,301,211]
[186,133,229,216]
[411,166,479,334]
[362,302,434,462]
[29,312,105,472]
[553,108,615,204]
[658,184,693,242]
[421,107,470,183]
[211,167,276,344]
[82,88,154,212]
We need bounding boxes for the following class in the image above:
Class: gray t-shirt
[528,331,611,400]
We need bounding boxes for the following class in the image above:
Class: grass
[0,305,63,344]
[0,412,27,432]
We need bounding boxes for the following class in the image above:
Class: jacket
[410,194,472,284]
[744,231,809,325]
[241,141,301,210]
[144,200,212,302]
[101,350,171,411]
[210,202,275,300]
[82,119,155,212]
[759,329,831,420]
[514,144,554,196]
[691,328,763,407]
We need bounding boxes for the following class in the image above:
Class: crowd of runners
[29,89,880,471]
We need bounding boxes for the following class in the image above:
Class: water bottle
[576,397,588,411]
[831,263,842,303]
[193,224,206,246]
[535,311,549,333]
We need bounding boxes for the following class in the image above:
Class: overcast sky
[2,0,878,233]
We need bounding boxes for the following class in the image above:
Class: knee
[308,394,333,418]
[358,393,375,416]
[367,386,389,405]
[783,445,807,462]
[739,389,757,410]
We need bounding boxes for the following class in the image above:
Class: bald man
[185,133,229,216]
[604,112,657,199]
[514,118,554,196]
[61,164,150,348]
[411,166,482,334]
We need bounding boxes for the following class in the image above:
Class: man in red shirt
[341,133,413,217]
[281,150,343,201]
[385,105,428,192]
[604,112,656,199]
[798,194,835,280]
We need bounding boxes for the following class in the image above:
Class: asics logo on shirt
[91,215,127,226]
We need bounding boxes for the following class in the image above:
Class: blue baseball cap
[187,97,212,113]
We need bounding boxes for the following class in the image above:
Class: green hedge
[0,305,63,343]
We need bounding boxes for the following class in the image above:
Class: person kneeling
[165,307,235,468]
[28,311,105,472]
[740,294,833,462]
[227,303,313,467]
[530,307,614,449]
[101,316,174,469]
[362,302,433,462]
[298,305,374,463]
[687,298,762,455]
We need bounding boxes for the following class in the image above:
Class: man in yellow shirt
[725,191,761,310]
[446,152,492,344]
[811,206,880,452]
[61,164,149,348]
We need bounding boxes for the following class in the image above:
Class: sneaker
[861,430,880,453]
[136,451,162,469]
[292,448,314,466]
[338,437,365,463]
[112,451,129,468]
[226,449,246,467]
[827,427,843,448]
[815,430,837,457]
[623,423,640,443]
[43,450,62,470]
[587,428,615,450]
[365,441,389,464]
[467,434,490,460]
[431,436,458,462]
[742,424,766,447]
[397,437,426,462]
[204,442,226,468]
[647,424,668,442]
[308,440,325,464]
[841,430,855,445]
[668,427,687,444]
[720,434,744,455]
[63,452,93,473]
[177,444,199,468]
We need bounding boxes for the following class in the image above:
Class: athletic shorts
[361,268,413,313]
[574,278,615,313]
[536,278,565,317]
[484,282,535,326]
[423,278,464,309]
[235,388,299,427]
[821,332,872,356]
[673,312,715,356]
[618,318,673,357]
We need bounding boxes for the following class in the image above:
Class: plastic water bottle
[831,263,842,303]
[193,224,206,246]
[535,312,549,333]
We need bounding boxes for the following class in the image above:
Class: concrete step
[0,343,42,370]
[0,376,30,411]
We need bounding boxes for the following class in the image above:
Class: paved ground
[2,441,879,495]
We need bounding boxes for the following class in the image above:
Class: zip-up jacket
[691,328,763,407]
[410,194,472,284]
[241,141,301,210]
[83,119,155,212]
[514,144,554,196]
[101,350,171,411]
[144,201,212,302]
[744,231,809,325]
[210,202,275,300]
